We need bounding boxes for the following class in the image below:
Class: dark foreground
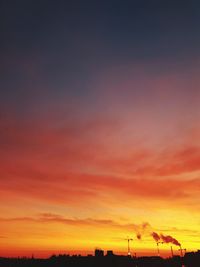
[0,251,199,267]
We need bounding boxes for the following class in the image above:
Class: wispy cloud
[0,214,150,233]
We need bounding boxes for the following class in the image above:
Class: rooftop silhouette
[0,249,200,267]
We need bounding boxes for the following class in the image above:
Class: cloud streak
[0,214,150,234]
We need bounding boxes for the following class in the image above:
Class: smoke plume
[151,232,181,246]
[151,232,160,242]
[135,222,150,240]
[136,233,141,240]
[160,234,181,246]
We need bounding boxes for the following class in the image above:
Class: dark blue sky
[1,0,200,118]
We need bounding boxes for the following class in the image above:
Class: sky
[0,0,200,258]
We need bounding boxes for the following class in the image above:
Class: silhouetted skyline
[1,249,200,267]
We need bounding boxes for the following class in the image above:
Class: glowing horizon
[1,1,200,259]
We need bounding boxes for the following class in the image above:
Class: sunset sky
[1,0,200,258]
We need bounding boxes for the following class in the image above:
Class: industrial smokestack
[179,245,183,257]
[151,231,181,257]
[151,232,162,256]
[171,246,174,258]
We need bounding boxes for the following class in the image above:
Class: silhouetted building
[106,250,114,256]
[95,249,104,257]
[184,250,200,267]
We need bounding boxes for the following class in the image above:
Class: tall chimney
[179,245,183,257]
[171,246,174,258]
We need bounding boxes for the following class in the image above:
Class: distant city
[0,248,200,267]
